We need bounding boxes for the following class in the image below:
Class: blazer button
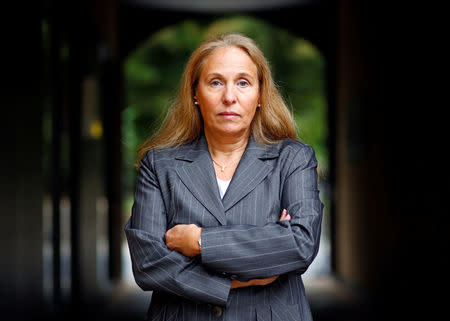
[212,306,223,317]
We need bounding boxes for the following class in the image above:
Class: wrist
[196,227,202,254]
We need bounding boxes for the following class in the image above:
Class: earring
[194,100,199,105]
[257,103,261,109]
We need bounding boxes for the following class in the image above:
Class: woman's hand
[231,275,279,289]
[165,224,202,257]
[279,208,291,221]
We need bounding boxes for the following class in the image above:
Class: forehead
[200,47,258,77]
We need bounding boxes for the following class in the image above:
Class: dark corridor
[2,1,448,321]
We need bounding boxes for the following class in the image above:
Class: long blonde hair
[136,33,297,168]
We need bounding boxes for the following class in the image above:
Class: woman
[125,33,323,321]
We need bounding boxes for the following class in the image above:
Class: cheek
[197,93,220,114]
[199,103,216,119]
[240,89,259,106]
[245,108,258,123]
[242,98,259,118]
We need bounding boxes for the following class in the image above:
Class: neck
[204,130,249,159]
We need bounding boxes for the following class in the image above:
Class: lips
[218,112,239,117]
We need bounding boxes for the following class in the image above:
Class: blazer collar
[222,138,279,212]
[174,135,280,224]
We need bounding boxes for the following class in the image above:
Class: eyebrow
[205,72,256,81]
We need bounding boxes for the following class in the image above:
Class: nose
[222,84,237,105]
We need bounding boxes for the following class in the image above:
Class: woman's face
[195,47,260,139]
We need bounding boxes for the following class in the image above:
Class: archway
[121,15,331,286]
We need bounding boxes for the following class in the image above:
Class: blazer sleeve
[200,145,323,281]
[124,150,232,306]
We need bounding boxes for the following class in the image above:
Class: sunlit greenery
[122,16,328,193]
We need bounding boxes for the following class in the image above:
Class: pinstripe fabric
[125,135,324,321]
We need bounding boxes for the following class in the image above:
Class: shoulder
[140,145,181,168]
[270,138,316,160]
[277,138,313,152]
[267,139,318,172]
[143,145,179,161]
[140,140,200,169]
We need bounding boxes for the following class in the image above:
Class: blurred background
[2,1,447,321]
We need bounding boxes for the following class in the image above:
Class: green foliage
[123,16,328,192]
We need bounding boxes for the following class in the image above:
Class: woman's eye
[210,80,222,86]
[238,80,249,87]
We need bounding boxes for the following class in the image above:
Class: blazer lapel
[222,138,279,212]
[175,136,227,225]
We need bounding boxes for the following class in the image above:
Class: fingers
[165,228,175,250]
[253,275,279,286]
[165,224,201,257]
[231,275,280,289]
[279,209,291,221]
[165,225,183,250]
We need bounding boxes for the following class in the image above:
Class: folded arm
[168,146,323,281]
[165,210,291,288]
[202,146,323,280]
[124,151,231,306]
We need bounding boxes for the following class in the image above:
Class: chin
[217,126,249,137]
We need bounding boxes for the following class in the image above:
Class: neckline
[216,177,232,183]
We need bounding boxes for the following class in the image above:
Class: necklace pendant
[221,166,225,172]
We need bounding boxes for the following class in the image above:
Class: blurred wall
[2,2,45,316]
[335,2,448,320]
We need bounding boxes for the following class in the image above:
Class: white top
[216,177,231,199]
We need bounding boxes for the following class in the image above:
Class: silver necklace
[211,158,238,172]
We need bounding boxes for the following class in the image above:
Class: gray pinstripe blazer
[124,134,323,321]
